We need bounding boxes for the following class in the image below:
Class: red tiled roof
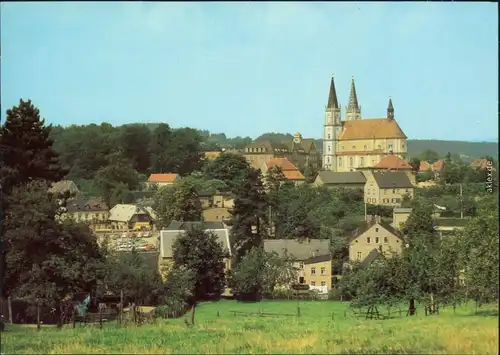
[148,173,179,183]
[374,155,413,170]
[265,158,298,171]
[419,161,431,172]
[432,160,445,172]
[283,170,306,181]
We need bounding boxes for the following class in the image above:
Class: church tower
[345,77,361,121]
[387,97,394,120]
[323,76,342,171]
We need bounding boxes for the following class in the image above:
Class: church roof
[327,76,339,109]
[339,118,407,140]
[374,155,413,170]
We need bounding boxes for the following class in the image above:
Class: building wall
[302,260,332,290]
[203,207,231,222]
[243,153,277,169]
[349,224,403,262]
[393,211,411,230]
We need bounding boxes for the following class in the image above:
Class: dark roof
[372,171,413,189]
[246,140,289,153]
[348,219,403,243]
[317,171,366,185]
[263,239,330,260]
[165,221,226,231]
[303,254,332,265]
[360,249,384,268]
[347,78,359,110]
[327,76,339,109]
[66,198,108,213]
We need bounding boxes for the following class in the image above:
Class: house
[49,180,81,196]
[108,204,156,231]
[348,216,404,263]
[60,198,110,232]
[203,207,232,222]
[364,170,414,206]
[419,160,445,179]
[392,207,412,230]
[243,133,320,170]
[469,158,496,171]
[322,77,408,172]
[392,207,468,237]
[147,173,180,187]
[159,221,232,295]
[303,254,333,292]
[199,190,234,209]
[313,171,366,189]
[260,157,306,185]
[263,239,331,290]
[358,249,385,268]
[369,154,416,185]
[203,151,222,161]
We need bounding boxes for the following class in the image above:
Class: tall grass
[2,300,498,354]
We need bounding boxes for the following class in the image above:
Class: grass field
[2,300,498,354]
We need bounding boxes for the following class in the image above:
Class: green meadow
[2,300,498,354]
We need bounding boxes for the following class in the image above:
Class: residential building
[419,160,445,179]
[322,76,407,172]
[203,207,232,222]
[364,170,414,206]
[313,171,366,189]
[348,216,404,263]
[469,158,496,171]
[260,157,306,185]
[263,239,330,288]
[199,190,234,209]
[303,254,332,292]
[203,151,222,161]
[147,173,180,188]
[159,221,232,295]
[60,198,110,232]
[365,154,416,185]
[243,133,320,170]
[49,180,81,196]
[392,207,468,237]
[108,204,156,231]
[392,207,412,230]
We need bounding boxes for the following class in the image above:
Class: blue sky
[1,2,498,141]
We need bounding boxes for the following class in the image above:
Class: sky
[1,2,498,142]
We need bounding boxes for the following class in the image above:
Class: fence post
[7,297,12,324]
[36,300,41,331]
[99,305,103,329]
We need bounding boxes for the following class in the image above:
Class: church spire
[387,97,394,120]
[347,77,359,110]
[327,76,339,109]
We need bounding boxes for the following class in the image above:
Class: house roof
[283,170,306,181]
[360,249,384,268]
[419,161,432,172]
[303,254,332,265]
[339,118,407,140]
[165,220,227,231]
[263,239,330,260]
[108,204,155,222]
[469,158,494,170]
[432,160,445,172]
[49,180,80,195]
[246,140,289,153]
[316,171,366,185]
[66,198,108,213]
[349,220,403,243]
[374,155,413,170]
[281,137,317,154]
[148,173,179,183]
[372,171,414,189]
[204,151,222,160]
[160,227,231,258]
[265,157,298,171]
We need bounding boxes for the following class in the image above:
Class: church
[322,76,408,172]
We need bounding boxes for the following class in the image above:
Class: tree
[149,123,173,173]
[264,166,286,237]
[204,153,252,193]
[419,149,440,164]
[163,128,204,176]
[152,178,203,229]
[229,247,264,301]
[118,124,151,174]
[0,99,66,195]
[230,169,269,263]
[409,157,421,172]
[302,162,318,183]
[172,225,227,326]
[2,181,104,325]
[94,152,141,207]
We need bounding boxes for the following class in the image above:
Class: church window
[352,145,356,150]
[327,157,330,163]
[328,134,331,139]
[360,157,364,167]
[341,145,344,150]
[388,144,393,150]
[402,143,405,148]
[328,146,331,152]
[339,158,343,167]
[349,157,353,166]
[377,145,381,149]
[364,145,367,150]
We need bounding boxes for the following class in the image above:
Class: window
[321,281,326,287]
[339,157,343,167]
[384,237,388,244]
[321,267,326,275]
[388,144,393,149]
[342,145,344,150]
[352,145,356,150]
[355,240,359,243]
[349,157,353,166]
[384,190,387,194]
[375,237,380,243]
[299,262,304,269]
[367,237,371,243]
[311,281,316,286]
[360,157,364,167]
[299,276,304,284]
[357,252,362,260]
[402,143,405,149]
[375,228,379,232]
[311,267,316,275]
[328,146,331,151]
[377,145,381,149]
[328,134,331,139]
[364,145,367,150]
[393,189,396,193]
[327,157,330,163]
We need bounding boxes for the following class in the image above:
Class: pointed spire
[327,76,339,109]
[387,97,394,120]
[347,77,359,111]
